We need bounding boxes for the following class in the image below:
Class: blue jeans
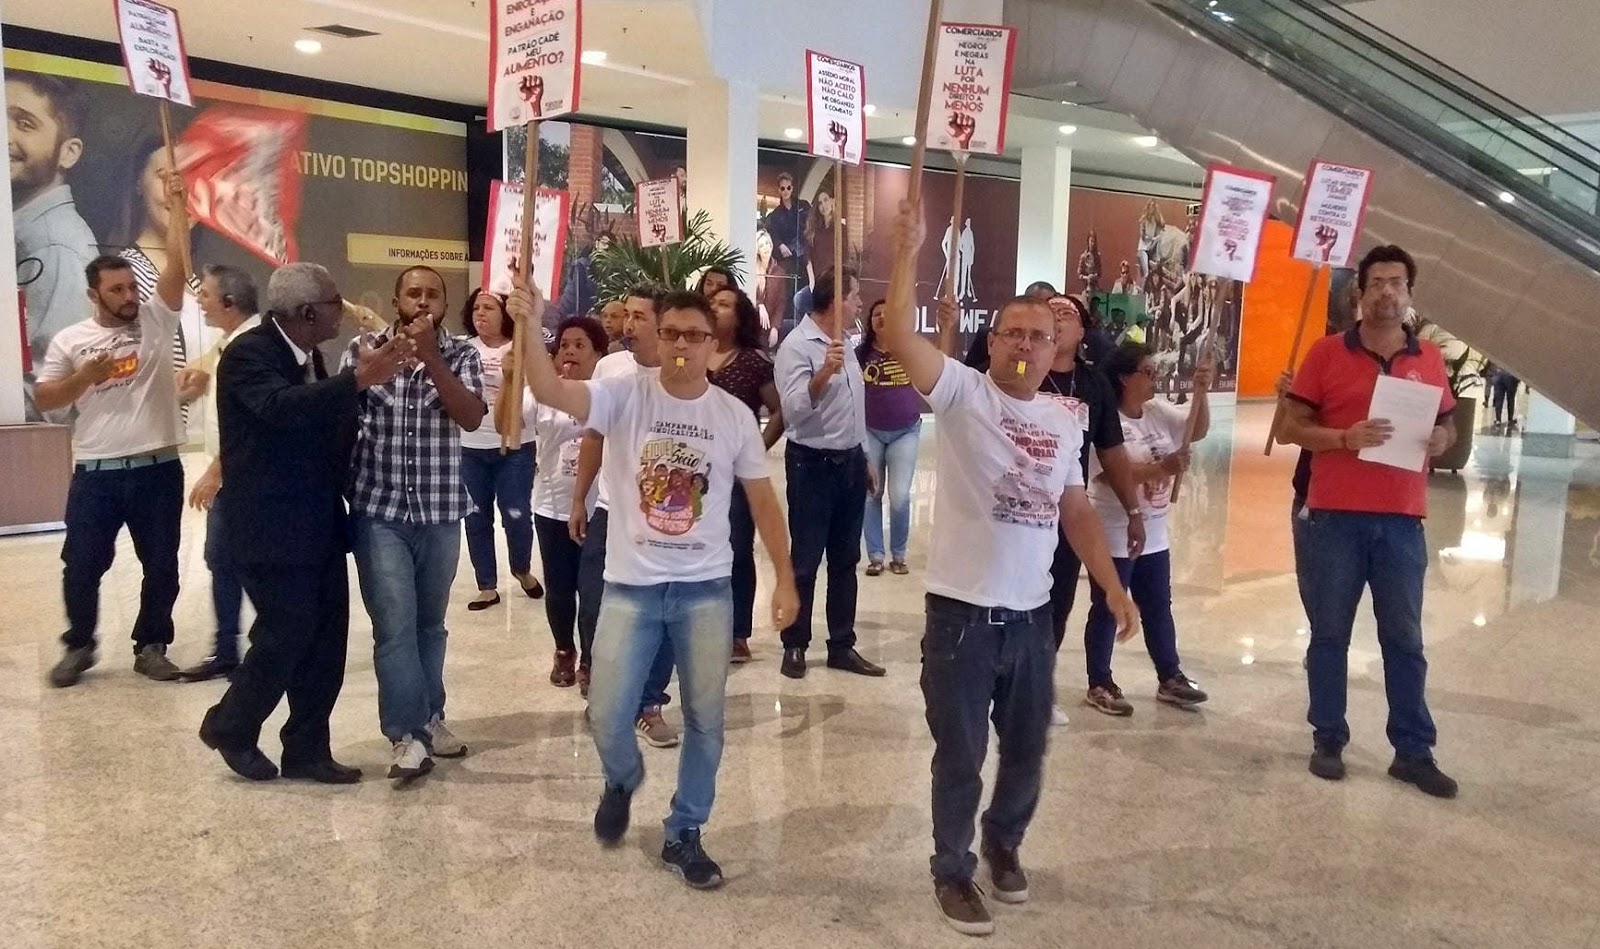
[204,496,245,663]
[1084,549,1183,688]
[863,421,920,562]
[580,508,674,712]
[460,444,536,590]
[352,516,462,743]
[588,579,733,841]
[1302,511,1436,758]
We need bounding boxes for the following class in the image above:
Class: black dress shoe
[282,759,364,784]
[200,707,278,781]
[826,649,887,677]
[180,656,238,682]
[781,648,807,679]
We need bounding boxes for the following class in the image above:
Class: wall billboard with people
[6,48,470,423]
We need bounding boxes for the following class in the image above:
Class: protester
[344,265,486,783]
[459,287,544,611]
[875,200,1137,936]
[707,286,786,663]
[176,265,262,682]
[199,262,411,783]
[1281,244,1460,798]
[773,266,884,680]
[509,279,799,891]
[1083,341,1212,715]
[532,316,607,686]
[857,299,921,577]
[35,170,189,688]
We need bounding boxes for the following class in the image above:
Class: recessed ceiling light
[863,103,878,116]
[580,50,607,65]
[1058,124,1077,135]
[1133,135,1159,147]
[1498,191,1516,203]
[902,136,918,146]
[294,38,323,55]
[783,127,803,140]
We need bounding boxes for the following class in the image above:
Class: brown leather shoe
[550,649,578,687]
[730,639,752,664]
[980,841,1029,904]
[933,879,994,936]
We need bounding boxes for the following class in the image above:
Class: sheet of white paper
[1359,374,1445,472]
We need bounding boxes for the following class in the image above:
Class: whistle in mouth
[675,357,686,368]
[1016,360,1027,376]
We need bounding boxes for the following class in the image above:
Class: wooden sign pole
[1264,257,1326,456]
[502,123,539,452]
[156,99,190,280]
[833,159,845,339]
[885,0,943,325]
[1172,325,1216,502]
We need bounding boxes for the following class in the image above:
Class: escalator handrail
[1259,0,1600,176]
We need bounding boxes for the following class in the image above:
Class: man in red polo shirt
[1281,245,1459,799]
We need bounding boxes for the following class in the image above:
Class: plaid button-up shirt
[342,326,485,524]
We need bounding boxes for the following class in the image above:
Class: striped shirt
[342,326,486,524]
[121,245,192,420]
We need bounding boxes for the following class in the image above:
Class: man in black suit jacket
[199,262,412,783]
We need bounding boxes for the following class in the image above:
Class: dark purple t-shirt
[860,348,923,432]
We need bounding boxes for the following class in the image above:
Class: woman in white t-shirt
[531,315,608,688]
[461,288,545,611]
[1083,341,1213,715]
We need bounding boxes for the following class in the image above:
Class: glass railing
[1155,0,1600,237]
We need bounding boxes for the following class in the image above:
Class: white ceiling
[2,0,1200,182]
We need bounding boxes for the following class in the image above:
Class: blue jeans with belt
[863,420,920,563]
[1301,510,1437,758]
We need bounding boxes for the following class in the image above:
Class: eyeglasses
[992,328,1056,346]
[657,328,713,344]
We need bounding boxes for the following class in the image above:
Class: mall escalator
[1005,0,1600,428]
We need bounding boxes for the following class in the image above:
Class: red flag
[176,105,307,266]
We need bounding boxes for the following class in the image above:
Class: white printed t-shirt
[1088,398,1186,557]
[532,402,597,520]
[37,295,183,460]
[923,357,1085,610]
[584,373,768,585]
[461,336,535,450]
[589,350,659,511]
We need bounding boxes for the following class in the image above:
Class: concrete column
[1522,390,1576,459]
[686,78,758,292]
[0,21,26,424]
[1015,145,1071,294]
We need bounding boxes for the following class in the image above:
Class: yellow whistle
[675,357,686,368]
[1016,360,1027,376]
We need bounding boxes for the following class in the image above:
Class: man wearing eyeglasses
[762,172,810,310]
[875,202,1136,935]
[773,266,885,679]
[343,265,487,784]
[505,281,798,890]
[198,263,413,782]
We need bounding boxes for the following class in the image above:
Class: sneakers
[425,714,468,758]
[661,829,724,889]
[636,707,680,748]
[594,783,634,845]
[889,560,910,575]
[1157,673,1209,707]
[865,561,884,577]
[49,646,97,688]
[388,736,434,780]
[1050,704,1070,727]
[933,879,994,936]
[550,649,578,688]
[1388,755,1459,799]
[730,639,752,664]
[133,644,182,682]
[1309,742,1346,780]
[1084,682,1134,716]
[980,842,1029,904]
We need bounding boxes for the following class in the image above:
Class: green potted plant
[1431,347,1485,473]
[591,209,745,297]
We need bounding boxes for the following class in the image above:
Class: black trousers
[1048,534,1084,651]
[205,557,349,766]
[576,507,610,667]
[780,442,866,652]
[922,594,1054,883]
[59,459,183,652]
[730,483,757,641]
[534,514,583,657]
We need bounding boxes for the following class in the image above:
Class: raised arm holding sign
[115,0,193,278]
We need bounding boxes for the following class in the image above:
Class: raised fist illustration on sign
[1313,223,1338,260]
[519,74,545,119]
[828,120,849,158]
[1223,238,1240,261]
[147,58,173,98]
[651,221,668,243]
[947,111,976,150]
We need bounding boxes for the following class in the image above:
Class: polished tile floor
[4,403,1600,948]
